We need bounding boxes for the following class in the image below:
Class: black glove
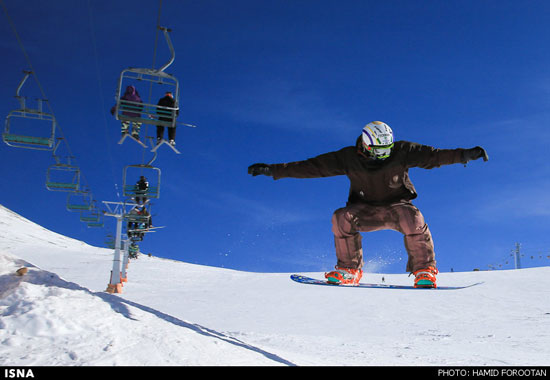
[248,163,272,177]
[462,146,489,164]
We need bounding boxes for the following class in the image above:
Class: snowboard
[290,274,483,290]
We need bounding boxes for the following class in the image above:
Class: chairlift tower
[513,242,522,270]
[102,201,138,293]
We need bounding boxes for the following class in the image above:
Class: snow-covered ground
[0,204,549,366]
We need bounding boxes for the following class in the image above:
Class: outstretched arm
[248,149,349,180]
[403,142,489,169]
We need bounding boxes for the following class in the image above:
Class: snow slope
[0,204,549,366]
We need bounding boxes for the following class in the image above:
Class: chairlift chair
[125,203,152,242]
[80,205,101,223]
[125,209,151,225]
[80,213,100,223]
[114,70,179,128]
[66,190,93,212]
[3,71,56,150]
[46,156,80,192]
[46,140,81,192]
[86,205,105,227]
[122,164,161,200]
[113,27,179,131]
[87,217,104,228]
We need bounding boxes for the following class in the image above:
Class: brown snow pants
[331,202,436,272]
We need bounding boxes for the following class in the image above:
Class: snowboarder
[111,85,144,140]
[156,91,178,147]
[248,121,488,288]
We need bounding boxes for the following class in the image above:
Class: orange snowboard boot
[413,267,438,288]
[325,266,363,285]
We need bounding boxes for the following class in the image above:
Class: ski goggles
[362,142,394,159]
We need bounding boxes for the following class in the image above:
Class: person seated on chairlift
[127,205,151,237]
[134,176,149,205]
[156,91,179,147]
[128,206,152,241]
[110,85,143,140]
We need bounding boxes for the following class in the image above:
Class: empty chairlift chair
[3,71,56,150]
[45,155,80,192]
[80,204,102,225]
[86,213,104,228]
[66,190,93,212]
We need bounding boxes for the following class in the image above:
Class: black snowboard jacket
[270,137,467,206]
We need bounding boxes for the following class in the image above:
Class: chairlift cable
[140,0,164,168]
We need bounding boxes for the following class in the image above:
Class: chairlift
[125,208,152,225]
[66,190,93,212]
[113,27,180,133]
[80,211,100,223]
[2,71,56,150]
[122,163,161,200]
[87,216,104,228]
[45,144,80,192]
[80,202,101,223]
[125,203,152,242]
[85,205,105,227]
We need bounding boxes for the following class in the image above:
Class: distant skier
[111,85,143,140]
[248,121,488,288]
[156,91,179,147]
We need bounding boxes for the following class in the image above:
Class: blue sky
[1,0,550,274]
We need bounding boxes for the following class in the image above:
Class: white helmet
[361,121,394,160]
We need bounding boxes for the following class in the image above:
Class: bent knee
[396,205,428,236]
[331,207,359,235]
